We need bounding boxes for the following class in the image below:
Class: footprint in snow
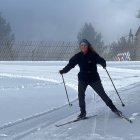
[130,112,139,120]
[0,134,8,137]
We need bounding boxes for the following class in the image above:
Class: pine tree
[77,22,104,54]
[0,13,15,60]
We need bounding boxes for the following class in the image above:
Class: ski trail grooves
[0,98,81,139]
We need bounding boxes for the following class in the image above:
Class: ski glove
[101,61,106,68]
[59,70,64,75]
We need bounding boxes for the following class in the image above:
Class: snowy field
[0,61,140,140]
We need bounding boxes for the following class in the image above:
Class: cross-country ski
[115,111,133,123]
[55,115,98,127]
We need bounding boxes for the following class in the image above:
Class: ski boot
[77,112,86,119]
[113,109,123,117]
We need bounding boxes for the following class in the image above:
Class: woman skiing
[59,39,121,119]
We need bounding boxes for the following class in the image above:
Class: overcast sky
[0,0,140,44]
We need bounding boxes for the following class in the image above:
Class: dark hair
[79,39,96,52]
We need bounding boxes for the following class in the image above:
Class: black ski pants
[78,80,117,113]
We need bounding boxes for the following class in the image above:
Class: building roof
[135,26,140,36]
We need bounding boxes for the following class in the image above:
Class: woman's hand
[102,61,106,68]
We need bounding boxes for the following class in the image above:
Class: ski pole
[61,74,72,106]
[105,68,125,107]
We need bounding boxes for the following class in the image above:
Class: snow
[0,61,140,140]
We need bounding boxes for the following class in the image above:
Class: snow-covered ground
[0,61,140,140]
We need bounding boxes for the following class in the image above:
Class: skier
[59,39,121,119]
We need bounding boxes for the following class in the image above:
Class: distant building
[135,26,140,60]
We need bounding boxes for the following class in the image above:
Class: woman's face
[80,43,88,54]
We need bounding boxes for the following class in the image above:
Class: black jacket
[61,51,106,83]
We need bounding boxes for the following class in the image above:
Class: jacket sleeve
[94,52,106,67]
[61,54,79,73]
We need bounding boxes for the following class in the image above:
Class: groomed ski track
[0,83,140,140]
